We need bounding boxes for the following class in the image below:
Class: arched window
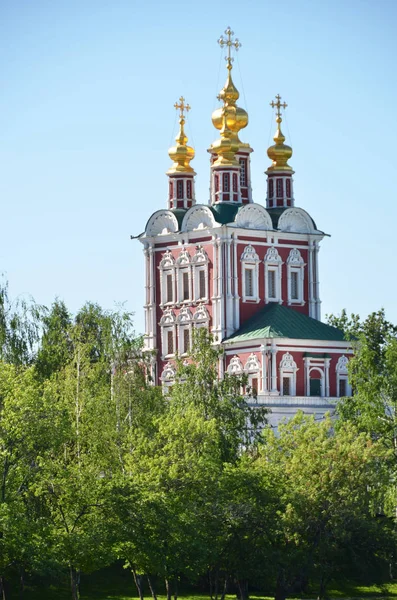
[241,244,260,302]
[177,180,184,199]
[336,355,351,397]
[264,246,283,303]
[233,173,238,192]
[287,248,305,305]
[245,353,261,395]
[160,308,176,358]
[286,178,291,198]
[239,158,247,186]
[223,172,230,193]
[279,352,298,396]
[160,250,176,306]
[227,356,243,375]
[192,245,209,302]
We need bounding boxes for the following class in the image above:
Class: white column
[324,358,330,397]
[308,241,315,318]
[225,238,234,337]
[218,238,225,340]
[260,344,268,393]
[211,235,218,335]
[304,357,310,396]
[270,342,278,393]
[233,235,240,331]
[314,242,321,320]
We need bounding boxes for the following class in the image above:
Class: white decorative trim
[176,247,191,266]
[181,205,217,232]
[160,308,176,326]
[336,355,349,373]
[278,208,315,234]
[245,353,260,372]
[279,352,298,397]
[287,248,305,305]
[161,362,176,382]
[235,203,273,230]
[146,210,179,236]
[193,304,209,322]
[241,244,260,302]
[160,250,175,269]
[192,245,208,264]
[264,247,283,303]
[227,355,243,375]
[177,306,193,323]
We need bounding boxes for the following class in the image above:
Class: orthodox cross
[270,94,288,118]
[218,27,241,66]
[174,97,190,119]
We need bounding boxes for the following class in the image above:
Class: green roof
[226,303,346,343]
[210,203,240,224]
[170,208,187,228]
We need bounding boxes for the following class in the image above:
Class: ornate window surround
[159,250,176,308]
[227,355,243,375]
[279,352,298,396]
[336,355,352,397]
[287,248,305,306]
[245,353,261,394]
[192,245,209,303]
[264,246,283,303]
[160,308,176,359]
[177,306,193,356]
[161,362,176,393]
[241,244,260,303]
[176,248,192,304]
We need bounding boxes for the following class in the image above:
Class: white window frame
[160,308,176,359]
[336,355,352,397]
[179,325,191,355]
[161,362,176,394]
[159,251,176,307]
[287,248,305,305]
[193,304,210,332]
[192,246,209,302]
[279,352,298,396]
[241,245,260,303]
[178,268,192,304]
[264,247,282,304]
[244,353,261,395]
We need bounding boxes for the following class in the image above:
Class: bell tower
[266,95,295,209]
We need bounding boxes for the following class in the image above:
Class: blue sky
[1,0,396,334]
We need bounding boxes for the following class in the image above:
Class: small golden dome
[212,110,240,167]
[210,28,250,160]
[167,97,195,175]
[267,95,293,173]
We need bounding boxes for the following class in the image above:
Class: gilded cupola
[267,95,293,173]
[167,98,196,211]
[210,27,250,167]
[167,97,196,175]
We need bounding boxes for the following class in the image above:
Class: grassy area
[16,564,397,600]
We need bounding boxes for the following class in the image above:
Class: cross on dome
[174,96,191,120]
[270,94,288,119]
[218,27,241,69]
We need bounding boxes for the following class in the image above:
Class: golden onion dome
[212,111,240,167]
[267,96,293,172]
[210,28,250,159]
[167,97,195,175]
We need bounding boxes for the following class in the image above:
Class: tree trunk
[237,579,249,600]
[274,571,287,600]
[0,576,8,600]
[70,567,80,600]
[19,567,25,600]
[317,574,329,600]
[147,575,157,600]
[173,577,178,600]
[131,568,144,600]
[165,578,172,600]
[220,575,228,600]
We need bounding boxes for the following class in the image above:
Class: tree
[257,413,394,600]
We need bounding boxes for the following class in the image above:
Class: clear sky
[1,0,396,334]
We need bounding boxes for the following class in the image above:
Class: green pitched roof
[226,303,346,343]
[210,203,240,224]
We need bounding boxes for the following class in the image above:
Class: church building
[136,28,351,426]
